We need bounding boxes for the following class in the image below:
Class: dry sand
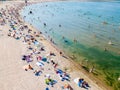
[0,0,108,90]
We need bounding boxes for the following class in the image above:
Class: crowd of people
[0,2,91,90]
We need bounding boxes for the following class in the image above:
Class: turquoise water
[21,1,120,89]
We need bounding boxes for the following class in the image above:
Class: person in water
[29,11,32,14]
[44,23,46,26]
[74,38,77,43]
[59,24,61,27]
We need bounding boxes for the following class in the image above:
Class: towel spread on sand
[36,61,44,67]
[74,78,79,84]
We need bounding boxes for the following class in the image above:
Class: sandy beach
[0,0,109,90]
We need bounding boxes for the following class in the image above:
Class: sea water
[21,1,120,88]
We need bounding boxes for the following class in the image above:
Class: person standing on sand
[25,0,28,6]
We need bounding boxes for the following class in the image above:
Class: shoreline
[0,0,110,90]
[20,1,115,90]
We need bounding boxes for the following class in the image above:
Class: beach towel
[56,69,63,77]
[45,79,50,85]
[34,41,39,45]
[74,78,79,84]
[46,74,50,77]
[23,65,28,70]
[26,57,32,63]
[35,70,42,76]
[36,62,44,67]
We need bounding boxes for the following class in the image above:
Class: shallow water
[21,1,120,89]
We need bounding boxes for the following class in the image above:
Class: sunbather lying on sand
[23,64,33,71]
[74,78,90,90]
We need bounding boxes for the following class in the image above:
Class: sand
[0,0,108,90]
